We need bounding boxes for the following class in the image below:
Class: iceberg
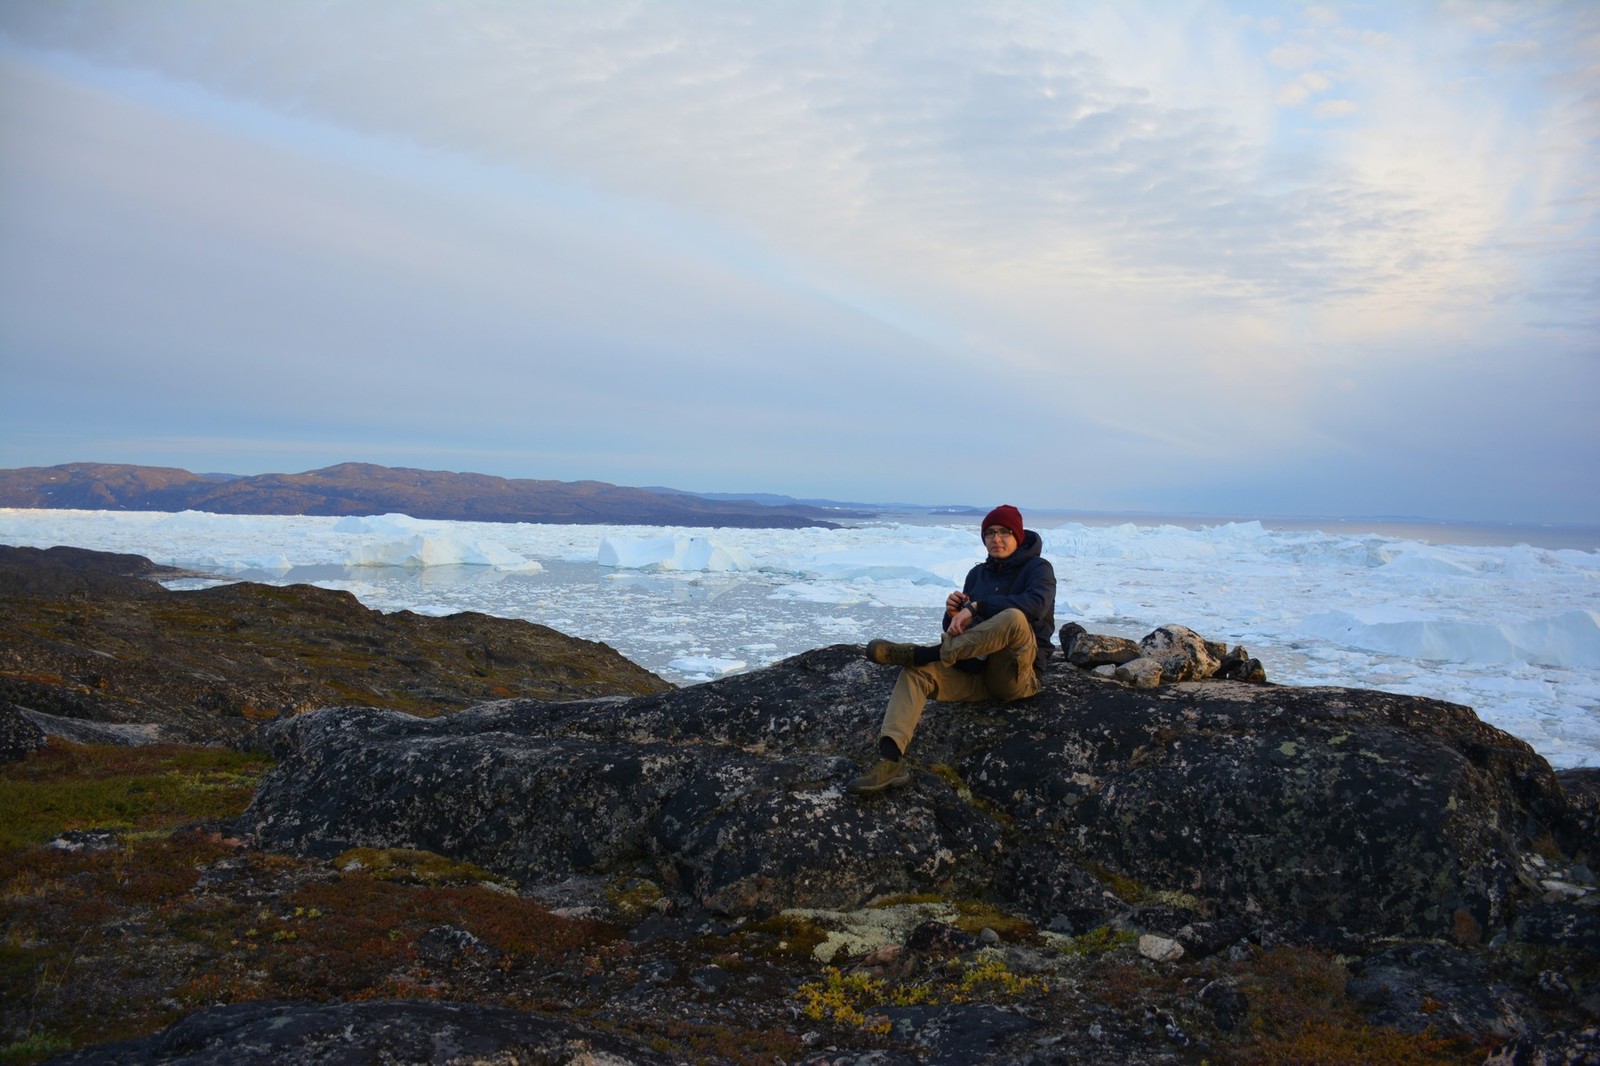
[598,534,754,572]
[333,514,540,571]
[1374,546,1479,576]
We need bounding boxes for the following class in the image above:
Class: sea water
[3,507,1598,769]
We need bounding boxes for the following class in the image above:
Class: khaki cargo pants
[878,607,1041,756]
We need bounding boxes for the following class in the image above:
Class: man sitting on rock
[850,504,1056,794]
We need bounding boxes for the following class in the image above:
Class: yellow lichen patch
[796,967,893,1033]
[1146,888,1209,913]
[780,897,1037,962]
[783,901,954,963]
[954,952,1049,999]
[795,952,1049,1032]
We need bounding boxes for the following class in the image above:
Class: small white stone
[1117,658,1165,689]
[1138,934,1185,962]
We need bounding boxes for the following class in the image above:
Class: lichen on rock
[242,643,1587,948]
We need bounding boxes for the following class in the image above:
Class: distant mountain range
[0,462,877,529]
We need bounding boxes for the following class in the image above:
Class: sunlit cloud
[1,1,1595,522]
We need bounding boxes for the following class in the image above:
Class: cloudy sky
[1,2,1595,523]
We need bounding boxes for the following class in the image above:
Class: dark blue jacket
[945,529,1056,660]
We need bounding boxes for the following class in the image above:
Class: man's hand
[945,591,968,615]
[946,604,975,637]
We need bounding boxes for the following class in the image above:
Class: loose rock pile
[1060,621,1267,687]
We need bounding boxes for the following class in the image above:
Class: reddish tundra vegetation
[2,545,1595,1064]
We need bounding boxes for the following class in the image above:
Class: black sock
[913,645,940,666]
[879,736,903,762]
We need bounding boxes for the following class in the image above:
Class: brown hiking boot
[866,639,918,667]
[848,759,911,794]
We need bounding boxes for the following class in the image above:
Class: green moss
[927,762,1013,823]
[605,877,664,918]
[0,1031,73,1065]
[1049,924,1139,957]
[330,847,513,889]
[1083,859,1148,904]
[951,900,1035,941]
[926,763,970,795]
[738,914,832,960]
[0,742,272,851]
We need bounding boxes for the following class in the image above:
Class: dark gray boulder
[0,703,46,763]
[1555,767,1600,860]
[1345,941,1535,1039]
[43,997,678,1065]
[1484,1026,1600,1065]
[1063,630,1143,668]
[242,644,1586,942]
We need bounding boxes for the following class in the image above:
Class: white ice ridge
[331,514,541,571]
[1302,608,1600,669]
[668,655,748,680]
[598,534,754,572]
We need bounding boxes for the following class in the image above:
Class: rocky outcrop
[0,700,46,761]
[226,644,1600,1060]
[0,544,671,750]
[1061,621,1267,687]
[243,644,1589,944]
[45,998,680,1066]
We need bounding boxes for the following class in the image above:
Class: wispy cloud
[1,1,1596,521]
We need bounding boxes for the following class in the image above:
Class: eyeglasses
[982,527,1016,540]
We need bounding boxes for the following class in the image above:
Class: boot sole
[865,640,914,667]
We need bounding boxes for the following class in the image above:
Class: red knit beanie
[981,504,1024,542]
